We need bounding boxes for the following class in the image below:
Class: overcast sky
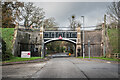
[33,2,111,28]
[18,0,116,29]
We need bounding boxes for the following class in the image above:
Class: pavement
[48,53,119,64]
[80,58,119,64]
[2,57,119,79]
[2,62,47,78]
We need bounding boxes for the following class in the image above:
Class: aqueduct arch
[13,24,103,57]
[44,38,77,57]
[40,25,81,57]
[44,38,76,44]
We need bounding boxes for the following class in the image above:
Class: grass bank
[0,28,15,61]
[1,28,15,52]
[77,57,120,62]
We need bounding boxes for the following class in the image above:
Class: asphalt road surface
[2,57,119,79]
[50,52,69,58]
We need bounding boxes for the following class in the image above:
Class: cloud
[20,2,111,27]
[18,0,115,2]
[34,2,110,27]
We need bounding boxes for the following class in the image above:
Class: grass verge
[77,56,120,62]
[2,57,42,63]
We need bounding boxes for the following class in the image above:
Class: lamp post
[81,16,85,59]
[41,19,44,58]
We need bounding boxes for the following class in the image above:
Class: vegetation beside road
[107,28,119,53]
[2,57,42,63]
[0,28,44,63]
[0,28,15,61]
[78,56,120,62]
[1,28,14,51]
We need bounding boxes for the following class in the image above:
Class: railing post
[54,32,55,38]
[65,31,66,38]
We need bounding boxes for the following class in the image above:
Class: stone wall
[13,27,103,57]
[80,30,102,57]
[13,28,42,57]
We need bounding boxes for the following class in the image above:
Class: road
[2,57,119,79]
[50,52,69,58]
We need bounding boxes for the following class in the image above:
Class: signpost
[88,40,90,59]
[21,51,31,58]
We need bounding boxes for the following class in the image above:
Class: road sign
[59,36,62,39]
[21,51,31,58]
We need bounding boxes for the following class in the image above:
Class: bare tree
[2,1,24,28]
[68,15,80,30]
[68,15,75,30]
[0,1,2,27]
[20,2,45,28]
[107,1,120,27]
[43,17,58,30]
